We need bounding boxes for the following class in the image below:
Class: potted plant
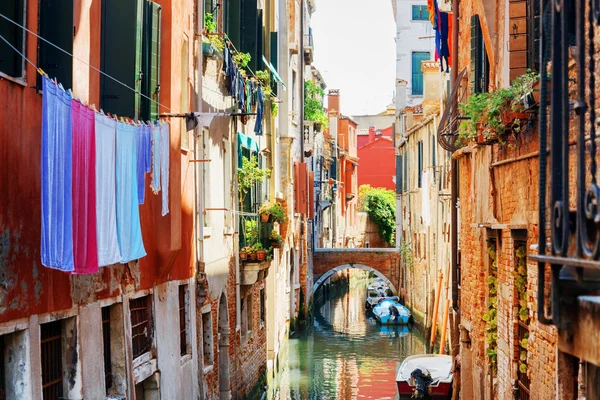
[255,243,267,261]
[304,80,329,130]
[240,247,248,261]
[269,202,287,224]
[248,246,257,261]
[270,230,283,248]
[238,156,271,213]
[259,203,271,222]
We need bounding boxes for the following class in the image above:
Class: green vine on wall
[399,241,414,272]
[514,243,529,374]
[360,186,396,245]
[482,239,498,372]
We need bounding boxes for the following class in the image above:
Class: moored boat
[372,299,410,324]
[396,354,453,399]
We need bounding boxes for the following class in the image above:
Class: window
[260,288,265,326]
[403,151,408,192]
[513,237,530,399]
[100,0,162,120]
[0,330,29,399]
[411,52,430,96]
[417,140,423,188]
[204,0,219,30]
[470,15,489,94]
[41,318,77,400]
[0,0,25,78]
[202,310,214,366]
[130,295,153,359]
[179,285,190,357]
[101,304,126,397]
[38,0,73,89]
[396,154,403,195]
[412,5,429,21]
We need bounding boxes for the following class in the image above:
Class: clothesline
[0,11,172,112]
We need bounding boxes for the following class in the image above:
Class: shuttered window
[411,52,429,96]
[100,0,161,120]
[226,0,241,47]
[412,5,429,21]
[470,15,489,93]
[0,0,25,78]
[396,154,403,195]
[38,0,73,90]
[270,31,278,95]
[417,140,423,188]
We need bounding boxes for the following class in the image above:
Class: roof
[357,136,394,150]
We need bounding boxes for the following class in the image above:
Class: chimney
[328,89,340,113]
[368,126,376,144]
[422,61,441,116]
[395,79,407,112]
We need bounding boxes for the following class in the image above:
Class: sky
[310,0,396,116]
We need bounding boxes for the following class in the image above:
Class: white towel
[151,125,161,193]
[160,123,170,216]
[95,114,121,266]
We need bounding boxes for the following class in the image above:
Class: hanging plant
[482,239,498,372]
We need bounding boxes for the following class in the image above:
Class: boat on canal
[365,282,395,309]
[396,354,453,399]
[372,299,411,325]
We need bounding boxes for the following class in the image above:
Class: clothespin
[37,68,48,77]
[90,104,97,112]
[100,108,105,115]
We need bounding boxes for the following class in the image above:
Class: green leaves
[304,80,328,127]
[238,156,271,206]
[361,187,396,245]
[233,52,252,69]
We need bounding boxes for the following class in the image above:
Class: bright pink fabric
[71,101,98,274]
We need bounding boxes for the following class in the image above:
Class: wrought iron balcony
[304,33,314,64]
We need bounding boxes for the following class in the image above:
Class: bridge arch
[313,263,397,294]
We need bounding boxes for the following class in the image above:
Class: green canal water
[267,284,427,400]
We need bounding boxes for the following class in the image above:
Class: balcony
[240,260,271,286]
[304,33,314,64]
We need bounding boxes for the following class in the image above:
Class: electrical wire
[0,11,172,112]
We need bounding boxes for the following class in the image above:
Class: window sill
[203,227,212,238]
[224,226,234,236]
[0,73,27,88]
[203,364,214,374]
[180,353,192,366]
[132,353,157,384]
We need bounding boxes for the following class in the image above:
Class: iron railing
[533,0,600,328]
[41,321,63,400]
[130,296,153,359]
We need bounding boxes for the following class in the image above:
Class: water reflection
[268,284,426,400]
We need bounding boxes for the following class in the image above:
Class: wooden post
[439,299,450,355]
[430,271,444,349]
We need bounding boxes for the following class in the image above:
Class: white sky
[310,0,396,116]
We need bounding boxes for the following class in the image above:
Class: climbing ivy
[513,243,529,375]
[361,186,396,245]
[399,241,414,272]
[482,239,498,372]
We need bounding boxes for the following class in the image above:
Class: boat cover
[396,355,453,383]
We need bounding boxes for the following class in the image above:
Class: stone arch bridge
[313,248,401,293]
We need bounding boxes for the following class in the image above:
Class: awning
[262,56,286,90]
[237,132,260,168]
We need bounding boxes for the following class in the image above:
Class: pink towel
[71,101,99,274]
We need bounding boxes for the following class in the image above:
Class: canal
[267,281,426,399]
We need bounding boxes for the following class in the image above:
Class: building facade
[357,126,395,190]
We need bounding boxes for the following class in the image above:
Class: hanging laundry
[427,0,437,27]
[160,123,170,216]
[95,114,122,267]
[41,76,75,271]
[151,124,162,193]
[254,86,264,136]
[71,101,99,274]
[136,124,151,204]
[438,12,451,72]
[116,122,146,263]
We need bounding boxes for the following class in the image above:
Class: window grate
[102,306,112,391]
[41,321,63,400]
[179,286,188,356]
[130,296,152,359]
[517,321,531,399]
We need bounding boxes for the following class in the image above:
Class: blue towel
[41,76,74,271]
[136,125,151,204]
[150,124,161,193]
[95,114,121,267]
[160,123,170,216]
[116,123,146,263]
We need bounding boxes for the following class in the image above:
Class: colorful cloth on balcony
[71,100,98,274]
[160,122,170,216]
[136,124,151,204]
[254,86,264,136]
[116,122,146,263]
[41,76,75,272]
[95,114,122,267]
[151,124,161,193]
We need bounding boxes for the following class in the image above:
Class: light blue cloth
[116,123,146,263]
[150,125,161,193]
[95,114,121,266]
[41,76,74,271]
[160,123,170,216]
[136,125,151,204]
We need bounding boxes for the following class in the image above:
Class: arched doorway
[218,294,231,399]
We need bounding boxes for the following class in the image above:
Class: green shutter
[270,31,278,95]
[256,10,264,73]
[38,0,74,89]
[100,0,141,118]
[226,0,241,47]
[411,52,429,96]
[141,1,162,121]
[0,0,24,78]
[241,0,258,72]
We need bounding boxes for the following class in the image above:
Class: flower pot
[249,253,257,261]
[202,42,215,57]
[270,241,281,248]
[261,214,270,223]
[502,110,529,124]
[256,250,267,261]
[532,80,551,104]
[240,251,248,261]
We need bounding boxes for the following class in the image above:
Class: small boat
[396,354,453,399]
[365,284,395,309]
[372,299,410,325]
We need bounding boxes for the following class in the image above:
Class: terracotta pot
[256,250,267,261]
[261,214,270,222]
[249,253,257,261]
[502,109,529,124]
[240,251,248,261]
[270,241,281,248]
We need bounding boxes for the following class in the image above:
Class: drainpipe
[450,0,459,313]
[234,128,241,330]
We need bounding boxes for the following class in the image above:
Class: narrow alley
[1,0,600,398]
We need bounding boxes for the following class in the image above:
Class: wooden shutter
[38,0,73,89]
[100,0,141,118]
[256,10,264,73]
[0,0,24,78]
[418,141,423,188]
[270,31,278,95]
[141,1,162,121]
[309,172,315,220]
[299,162,308,215]
[396,154,403,195]
[508,1,528,82]
[294,162,299,213]
[470,15,485,93]
[241,0,258,72]
[226,0,241,48]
